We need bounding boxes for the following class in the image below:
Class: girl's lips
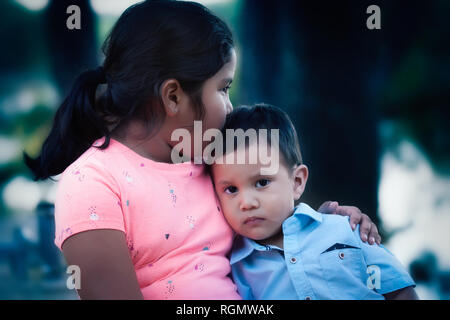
[244,217,265,225]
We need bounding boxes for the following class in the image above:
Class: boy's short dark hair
[221,103,303,169]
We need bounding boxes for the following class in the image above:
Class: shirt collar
[291,202,323,224]
[230,236,261,265]
[230,203,322,265]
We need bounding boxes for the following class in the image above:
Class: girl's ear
[292,164,308,201]
[160,79,187,117]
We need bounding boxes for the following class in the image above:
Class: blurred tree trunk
[44,0,97,94]
[239,0,384,224]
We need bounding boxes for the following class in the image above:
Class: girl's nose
[226,99,233,115]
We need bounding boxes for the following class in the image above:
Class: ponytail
[24,67,110,181]
[25,0,235,181]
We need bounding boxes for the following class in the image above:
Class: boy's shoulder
[320,212,353,228]
[317,213,361,244]
[295,203,355,234]
[289,203,362,252]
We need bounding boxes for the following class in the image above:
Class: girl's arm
[383,286,419,300]
[318,201,382,245]
[62,229,144,300]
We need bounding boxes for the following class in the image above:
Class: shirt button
[305,296,312,300]
[339,252,345,259]
[290,257,297,264]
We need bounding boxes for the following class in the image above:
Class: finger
[376,234,382,245]
[317,201,332,213]
[317,201,339,214]
[337,206,362,230]
[368,223,380,245]
[368,223,382,245]
[336,205,361,217]
[359,214,372,243]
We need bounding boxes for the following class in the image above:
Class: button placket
[285,230,315,301]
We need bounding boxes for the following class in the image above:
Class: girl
[24,0,380,299]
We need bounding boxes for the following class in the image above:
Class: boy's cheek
[214,192,232,221]
[218,202,235,225]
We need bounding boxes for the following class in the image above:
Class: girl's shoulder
[58,138,123,187]
[58,136,207,192]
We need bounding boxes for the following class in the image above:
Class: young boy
[210,104,418,300]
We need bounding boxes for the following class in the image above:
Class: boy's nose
[239,192,259,211]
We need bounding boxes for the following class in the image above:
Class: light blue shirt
[230,203,415,300]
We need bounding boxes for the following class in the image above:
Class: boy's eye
[255,179,270,188]
[224,186,238,194]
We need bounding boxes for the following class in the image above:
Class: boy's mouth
[244,217,265,225]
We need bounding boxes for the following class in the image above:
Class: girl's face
[200,48,237,131]
[164,49,237,162]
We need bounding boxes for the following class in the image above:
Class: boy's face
[211,143,308,245]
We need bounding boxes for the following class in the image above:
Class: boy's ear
[160,79,187,117]
[292,164,308,201]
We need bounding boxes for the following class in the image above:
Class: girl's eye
[221,85,231,94]
[224,186,237,194]
[256,179,270,188]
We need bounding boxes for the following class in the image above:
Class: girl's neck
[111,121,174,163]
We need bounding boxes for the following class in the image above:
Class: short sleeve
[54,159,126,250]
[354,225,416,295]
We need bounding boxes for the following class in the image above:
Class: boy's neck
[254,208,298,249]
[257,233,284,249]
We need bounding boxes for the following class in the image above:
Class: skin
[212,144,308,248]
[62,230,143,299]
[211,147,418,300]
[62,50,236,300]
[62,48,381,299]
[109,50,236,163]
[384,287,419,300]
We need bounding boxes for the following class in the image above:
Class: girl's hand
[318,201,381,245]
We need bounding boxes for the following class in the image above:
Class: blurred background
[0,0,448,299]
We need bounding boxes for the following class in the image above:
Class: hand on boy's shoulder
[317,213,383,251]
[317,201,381,245]
[320,213,359,235]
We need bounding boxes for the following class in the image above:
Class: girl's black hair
[24,0,234,181]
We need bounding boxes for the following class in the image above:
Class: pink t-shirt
[54,137,240,300]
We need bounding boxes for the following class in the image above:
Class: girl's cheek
[219,99,229,124]
[202,97,222,129]
[208,106,227,130]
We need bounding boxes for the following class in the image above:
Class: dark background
[0,0,448,299]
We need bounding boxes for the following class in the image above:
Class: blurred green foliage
[0,0,449,218]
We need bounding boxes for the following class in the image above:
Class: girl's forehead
[214,49,237,79]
